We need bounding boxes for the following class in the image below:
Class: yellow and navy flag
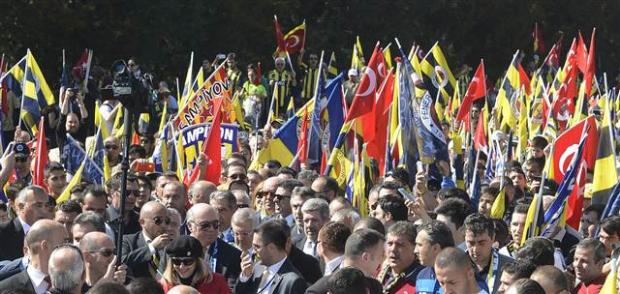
[493,51,521,131]
[178,52,194,109]
[521,191,545,246]
[351,36,365,71]
[20,50,56,134]
[420,42,457,121]
[592,96,617,203]
[490,187,506,220]
[0,55,26,97]
[327,52,338,79]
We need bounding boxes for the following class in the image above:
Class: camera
[110,60,152,113]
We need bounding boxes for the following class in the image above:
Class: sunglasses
[229,174,247,181]
[370,203,378,211]
[275,194,290,202]
[105,145,118,150]
[88,248,115,257]
[194,220,219,231]
[258,191,276,198]
[237,203,250,208]
[171,257,195,266]
[153,216,172,226]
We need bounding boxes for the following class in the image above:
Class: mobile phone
[416,161,424,171]
[398,188,416,202]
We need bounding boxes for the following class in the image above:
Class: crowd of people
[0,40,616,294]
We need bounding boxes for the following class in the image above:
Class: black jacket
[208,238,242,289]
[121,231,166,279]
[0,218,26,261]
[306,270,382,294]
[288,246,322,284]
[234,258,307,294]
[0,270,36,293]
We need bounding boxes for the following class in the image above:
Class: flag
[601,183,620,221]
[576,32,588,75]
[521,192,545,245]
[351,36,365,71]
[327,52,338,79]
[420,42,457,119]
[20,50,56,134]
[249,100,314,170]
[178,52,194,109]
[532,22,545,54]
[473,106,488,152]
[325,73,346,150]
[58,51,69,106]
[186,98,224,185]
[599,267,617,294]
[56,160,85,204]
[346,42,386,122]
[383,45,393,70]
[584,28,596,97]
[173,62,230,130]
[307,52,328,167]
[490,187,506,219]
[286,96,295,118]
[395,43,421,173]
[282,21,306,54]
[494,51,524,131]
[592,96,617,203]
[61,134,104,185]
[0,56,26,98]
[551,116,598,184]
[32,118,47,190]
[365,71,394,173]
[456,60,486,122]
[273,15,287,57]
[297,107,310,165]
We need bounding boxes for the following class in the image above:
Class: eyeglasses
[258,191,276,198]
[88,248,116,257]
[153,216,172,226]
[171,257,196,266]
[370,203,378,211]
[275,194,290,202]
[194,220,219,231]
[126,189,140,196]
[237,203,250,208]
[15,157,28,163]
[105,145,118,150]
[229,174,247,181]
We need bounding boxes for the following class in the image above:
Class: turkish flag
[284,26,305,54]
[456,60,486,123]
[185,98,224,186]
[575,32,589,75]
[273,16,286,54]
[365,72,394,175]
[552,115,598,184]
[473,108,487,152]
[346,42,386,122]
[584,28,596,97]
[33,118,48,191]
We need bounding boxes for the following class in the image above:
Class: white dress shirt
[18,217,31,235]
[26,265,49,294]
[324,255,344,276]
[303,239,317,257]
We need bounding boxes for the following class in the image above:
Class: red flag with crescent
[284,22,306,54]
[345,42,386,122]
[456,60,486,123]
[552,115,598,184]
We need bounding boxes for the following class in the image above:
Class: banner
[173,64,231,130]
[176,123,238,170]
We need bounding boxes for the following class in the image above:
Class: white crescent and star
[356,68,376,97]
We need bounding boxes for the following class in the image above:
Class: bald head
[168,285,199,294]
[49,246,85,292]
[139,201,169,238]
[187,203,218,223]
[26,219,68,253]
[187,203,219,249]
[189,181,217,205]
[79,232,113,252]
[139,201,167,219]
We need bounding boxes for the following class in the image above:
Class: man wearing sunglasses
[79,232,127,289]
[13,143,33,185]
[275,179,304,228]
[161,181,188,220]
[103,136,122,169]
[224,163,248,185]
[121,201,171,279]
[187,203,241,289]
[210,191,238,244]
[105,176,141,238]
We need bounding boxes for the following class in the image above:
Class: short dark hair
[502,261,536,280]
[126,277,165,294]
[316,176,339,193]
[583,204,605,221]
[515,237,555,266]
[435,198,473,229]
[345,228,385,258]
[58,200,82,214]
[136,175,153,190]
[514,203,530,215]
[481,186,499,200]
[277,179,304,194]
[297,169,319,184]
[319,222,351,254]
[576,238,607,263]
[463,213,495,238]
[417,220,454,249]
[106,174,138,193]
[210,191,237,210]
[508,278,545,294]
[385,167,410,187]
[531,136,549,149]
[255,220,288,251]
[379,181,403,193]
[44,162,65,179]
[72,212,106,233]
[387,221,416,244]
[128,144,147,158]
[277,167,297,178]
[531,265,569,292]
[435,247,474,271]
[437,188,470,203]
[353,217,385,236]
[600,215,620,237]
[377,195,408,222]
[327,267,369,294]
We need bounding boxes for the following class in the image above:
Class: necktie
[44,276,51,291]
[258,268,271,293]
[150,251,160,277]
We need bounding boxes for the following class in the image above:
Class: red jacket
[160,273,232,294]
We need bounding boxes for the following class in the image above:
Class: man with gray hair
[0,219,69,293]
[573,238,607,292]
[210,190,238,244]
[72,211,106,245]
[0,185,50,260]
[297,198,330,258]
[231,208,258,253]
[188,180,217,205]
[331,208,361,231]
[48,245,86,294]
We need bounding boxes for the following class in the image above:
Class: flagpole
[305,51,325,167]
[18,50,30,136]
[82,49,93,94]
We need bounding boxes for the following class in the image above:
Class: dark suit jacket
[288,246,322,284]
[0,270,36,293]
[234,258,307,294]
[121,231,165,279]
[209,238,242,289]
[0,218,25,261]
[108,210,141,240]
[305,271,383,294]
[0,257,26,281]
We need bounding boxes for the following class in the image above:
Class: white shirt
[303,239,317,257]
[258,257,287,293]
[26,265,49,294]
[324,255,344,276]
[18,217,30,235]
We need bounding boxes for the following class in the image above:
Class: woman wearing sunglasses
[160,235,231,293]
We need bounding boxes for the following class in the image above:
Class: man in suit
[121,201,172,278]
[0,185,50,261]
[316,222,350,276]
[80,232,128,288]
[106,175,141,237]
[306,229,385,294]
[0,219,68,294]
[236,220,307,294]
[289,187,314,247]
[296,198,330,260]
[187,203,241,288]
[47,245,86,294]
